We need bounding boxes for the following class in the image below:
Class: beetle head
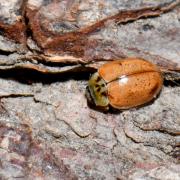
[86,72,109,111]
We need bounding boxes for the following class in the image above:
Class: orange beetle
[86,58,163,111]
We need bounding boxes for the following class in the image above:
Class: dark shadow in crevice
[0,49,14,56]
[32,60,88,68]
[0,67,96,84]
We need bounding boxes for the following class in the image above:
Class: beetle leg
[163,71,180,86]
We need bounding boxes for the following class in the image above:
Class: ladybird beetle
[86,58,163,111]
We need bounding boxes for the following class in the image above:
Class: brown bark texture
[0,0,180,179]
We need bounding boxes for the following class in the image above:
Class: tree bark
[0,0,179,179]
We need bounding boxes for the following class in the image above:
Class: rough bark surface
[0,0,180,179]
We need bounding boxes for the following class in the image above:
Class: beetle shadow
[86,99,123,115]
[108,106,123,115]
